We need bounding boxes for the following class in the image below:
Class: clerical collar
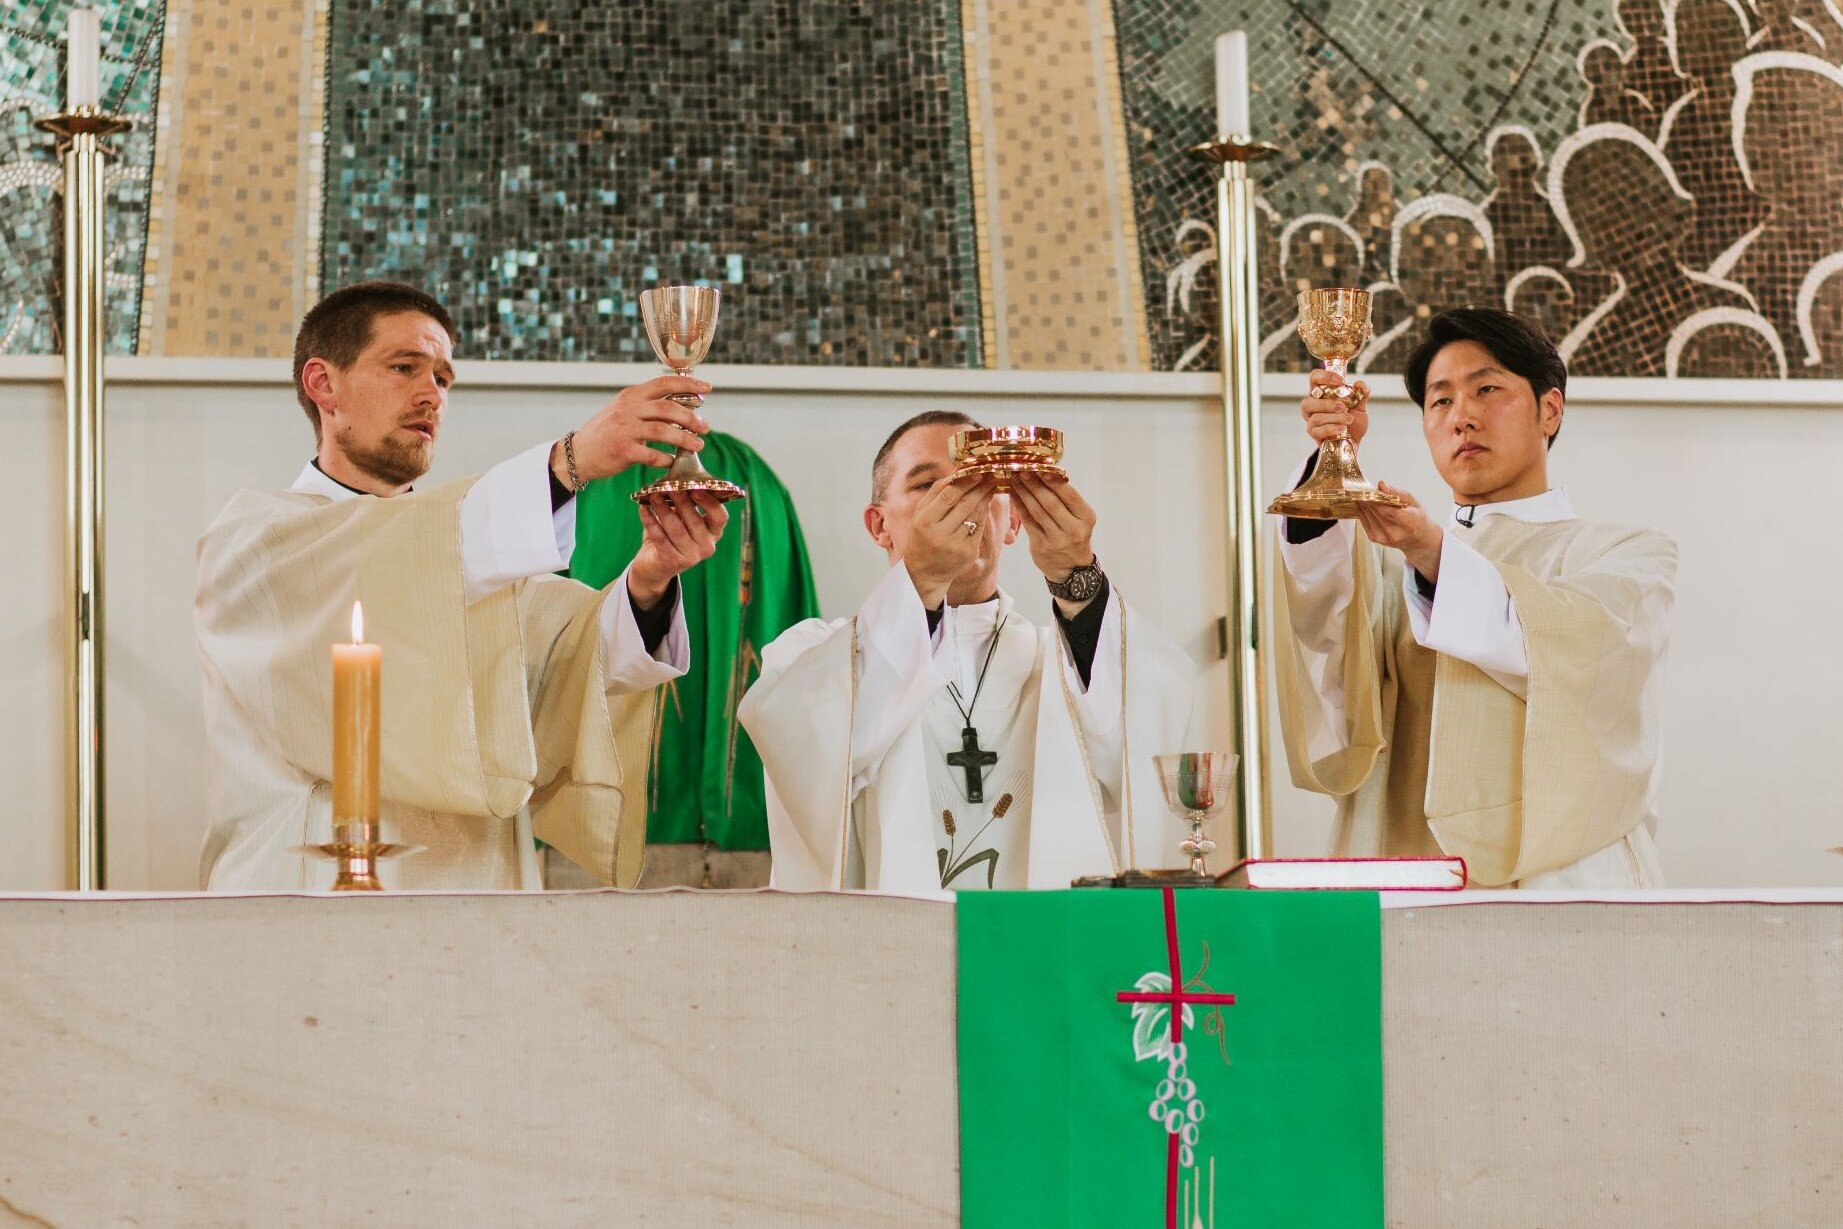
[1449,487,1573,529]
[948,594,1008,633]
[290,460,410,502]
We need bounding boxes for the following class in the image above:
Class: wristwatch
[1046,555,1105,602]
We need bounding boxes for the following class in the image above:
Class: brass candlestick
[1190,133,1277,867]
[294,821,420,892]
[1267,287,1405,520]
[632,284,746,505]
[35,104,133,891]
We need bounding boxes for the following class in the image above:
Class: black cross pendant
[946,725,999,803]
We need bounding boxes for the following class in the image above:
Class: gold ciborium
[947,426,1067,492]
[632,285,746,505]
[1267,287,1405,519]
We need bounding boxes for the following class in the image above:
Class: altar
[0,890,1836,1227]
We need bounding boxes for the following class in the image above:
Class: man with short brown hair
[196,280,729,890]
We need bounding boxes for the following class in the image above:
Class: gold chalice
[1267,287,1405,520]
[632,284,746,505]
[947,425,1068,492]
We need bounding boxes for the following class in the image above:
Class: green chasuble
[567,433,820,850]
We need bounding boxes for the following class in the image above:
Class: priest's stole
[957,889,1383,1228]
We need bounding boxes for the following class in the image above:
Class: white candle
[67,9,101,110]
[1215,31,1250,139]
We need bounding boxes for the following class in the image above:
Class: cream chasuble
[739,565,1198,896]
[1273,495,1677,888]
[196,471,669,891]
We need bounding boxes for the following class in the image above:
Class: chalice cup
[632,285,746,505]
[1153,751,1237,879]
[1267,287,1404,520]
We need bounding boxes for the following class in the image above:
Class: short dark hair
[292,281,458,441]
[1403,306,1566,448]
[869,410,981,502]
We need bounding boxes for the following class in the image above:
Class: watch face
[1056,566,1103,601]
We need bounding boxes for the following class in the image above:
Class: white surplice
[196,441,688,891]
[1276,476,1673,889]
[738,564,1199,895]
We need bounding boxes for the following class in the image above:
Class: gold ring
[962,519,980,534]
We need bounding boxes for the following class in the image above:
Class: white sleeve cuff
[458,440,574,604]
[1412,534,1530,693]
[1403,566,1436,639]
[599,565,690,692]
[1278,517,1356,585]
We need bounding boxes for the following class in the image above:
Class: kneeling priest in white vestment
[740,411,1198,894]
[1273,307,1675,889]
[197,281,728,890]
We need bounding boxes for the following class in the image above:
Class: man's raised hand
[629,491,729,609]
[1010,473,1096,582]
[1354,482,1444,584]
[1299,368,1371,449]
[554,375,712,488]
[903,475,996,609]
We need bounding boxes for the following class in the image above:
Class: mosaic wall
[0,0,162,354]
[1123,0,1843,378]
[2,0,1841,377]
[323,0,981,366]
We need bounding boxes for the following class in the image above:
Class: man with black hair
[1272,306,1676,888]
[196,281,729,889]
[740,411,1197,893]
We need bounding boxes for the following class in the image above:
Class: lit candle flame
[351,600,364,644]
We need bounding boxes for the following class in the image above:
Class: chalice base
[1266,437,1406,521]
[632,449,748,505]
[953,458,1068,492]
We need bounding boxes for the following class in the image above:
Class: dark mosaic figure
[1726,54,1843,359]
[1261,213,1364,371]
[1616,0,1688,123]
[1364,196,1496,372]
[1482,129,1572,287]
[1344,163,1396,290]
[1166,218,1221,371]
[1662,0,1769,269]
[1505,266,1585,344]
[1552,126,1755,376]
[1667,308,1788,376]
[1794,254,1843,373]
[1256,198,1291,341]
[1748,0,1833,57]
[1581,41,1659,131]
[1354,281,1413,373]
